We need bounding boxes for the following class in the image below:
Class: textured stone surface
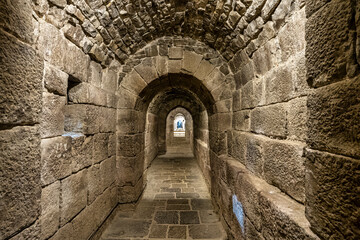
[0,126,41,239]
[0,30,43,125]
[2,1,357,240]
[307,78,360,159]
[71,135,93,172]
[40,92,66,138]
[64,104,100,135]
[306,0,354,86]
[60,169,88,226]
[0,0,36,43]
[9,221,40,240]
[305,149,360,240]
[43,63,68,96]
[41,136,72,186]
[39,21,89,82]
[263,140,306,203]
[250,103,287,138]
[41,181,60,239]
[287,96,307,141]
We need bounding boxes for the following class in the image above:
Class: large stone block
[0,29,43,125]
[0,126,41,239]
[230,131,246,165]
[263,139,306,203]
[117,153,144,187]
[101,156,116,189]
[233,110,250,131]
[68,82,89,104]
[101,68,117,92]
[72,186,117,239]
[307,78,360,158]
[0,0,36,43]
[88,85,107,106]
[9,221,40,240]
[120,70,147,95]
[209,131,227,155]
[61,23,85,49]
[99,107,116,133]
[259,186,318,240]
[168,47,183,59]
[117,134,144,157]
[41,136,72,186]
[60,169,88,226]
[245,134,264,178]
[43,62,68,96]
[306,0,354,87]
[240,79,263,110]
[235,169,267,233]
[41,181,60,239]
[225,158,318,240]
[287,97,307,141]
[168,59,182,73]
[252,45,273,77]
[305,149,360,239]
[210,113,232,132]
[64,104,100,135]
[305,0,330,18]
[264,65,293,105]
[135,58,159,84]
[234,61,255,89]
[38,21,89,82]
[181,51,202,74]
[71,135,93,173]
[118,177,145,203]
[88,61,102,87]
[117,109,143,134]
[87,163,103,205]
[40,92,66,138]
[93,133,109,164]
[250,103,287,138]
[278,9,306,61]
[155,56,168,77]
[204,68,226,92]
[194,60,216,81]
[117,87,139,109]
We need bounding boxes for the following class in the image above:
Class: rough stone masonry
[0,0,359,239]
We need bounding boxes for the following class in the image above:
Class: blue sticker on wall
[232,194,245,234]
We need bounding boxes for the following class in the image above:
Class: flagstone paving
[100,146,227,240]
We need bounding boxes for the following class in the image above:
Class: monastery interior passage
[0,0,359,240]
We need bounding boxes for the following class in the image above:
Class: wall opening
[173,113,186,138]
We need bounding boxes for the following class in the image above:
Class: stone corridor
[1,0,360,239]
[100,146,226,240]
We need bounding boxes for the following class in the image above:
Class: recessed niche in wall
[67,75,81,104]
[64,75,84,138]
[174,113,186,137]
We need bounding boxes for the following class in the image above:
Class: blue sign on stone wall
[232,194,245,234]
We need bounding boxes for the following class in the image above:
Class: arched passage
[116,44,232,203]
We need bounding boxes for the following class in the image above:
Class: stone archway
[116,39,233,203]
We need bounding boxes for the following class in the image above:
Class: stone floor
[100,146,227,240]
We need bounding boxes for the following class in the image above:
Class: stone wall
[1,0,358,239]
[305,1,360,239]
[38,18,119,240]
[0,0,43,239]
[209,0,317,239]
[1,1,121,238]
